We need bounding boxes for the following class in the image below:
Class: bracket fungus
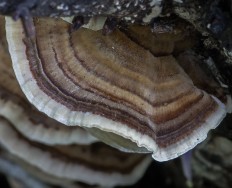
[0,25,97,145]
[0,17,152,187]
[5,17,227,162]
[0,116,151,187]
[0,155,51,188]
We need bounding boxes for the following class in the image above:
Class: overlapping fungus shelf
[5,17,226,161]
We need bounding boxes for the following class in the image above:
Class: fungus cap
[0,116,151,187]
[5,17,226,161]
[0,20,97,145]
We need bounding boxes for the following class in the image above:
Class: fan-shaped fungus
[0,117,151,187]
[0,17,152,187]
[5,17,227,162]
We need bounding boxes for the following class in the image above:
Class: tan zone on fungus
[5,17,226,161]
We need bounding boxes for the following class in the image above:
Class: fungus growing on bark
[0,116,151,187]
[0,20,152,187]
[0,23,97,145]
[176,50,232,113]
[5,17,227,162]
[121,16,198,57]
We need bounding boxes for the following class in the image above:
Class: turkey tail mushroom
[5,17,226,161]
[0,18,152,186]
[0,22,97,145]
[0,116,151,187]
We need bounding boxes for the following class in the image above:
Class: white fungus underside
[0,157,51,188]
[5,17,227,161]
[0,154,105,187]
[0,117,152,187]
[0,98,97,145]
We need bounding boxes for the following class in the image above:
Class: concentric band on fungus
[0,20,98,145]
[5,17,226,161]
[0,116,151,187]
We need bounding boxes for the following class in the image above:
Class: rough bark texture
[0,0,120,17]
[173,0,232,94]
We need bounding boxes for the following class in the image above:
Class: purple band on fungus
[0,116,151,187]
[0,34,98,145]
[5,17,226,161]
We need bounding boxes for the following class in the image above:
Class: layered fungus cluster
[0,0,231,187]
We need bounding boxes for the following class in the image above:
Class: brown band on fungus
[0,116,151,186]
[28,19,210,124]
[6,17,226,161]
[155,96,217,147]
[0,73,98,146]
[176,51,230,105]
[23,22,158,139]
[121,21,196,57]
[0,26,98,145]
[24,22,207,141]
